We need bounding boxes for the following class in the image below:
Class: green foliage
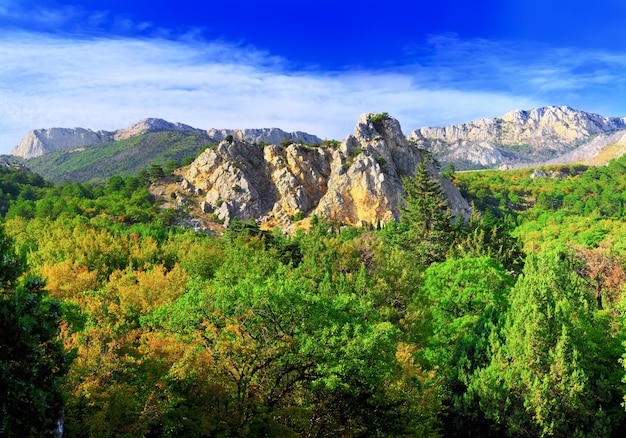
[280,137,294,146]
[441,163,455,179]
[149,163,166,179]
[0,167,51,216]
[5,146,626,435]
[163,159,179,174]
[452,211,525,273]
[180,156,195,166]
[0,227,70,436]
[20,131,214,184]
[321,139,341,148]
[468,250,622,436]
[368,112,388,125]
[392,160,455,266]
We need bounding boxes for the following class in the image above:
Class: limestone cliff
[11,118,322,159]
[12,128,113,159]
[177,114,471,231]
[408,106,626,169]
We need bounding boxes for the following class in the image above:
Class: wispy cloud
[0,27,625,155]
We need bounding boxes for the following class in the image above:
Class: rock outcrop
[408,106,626,169]
[179,114,471,230]
[11,118,322,159]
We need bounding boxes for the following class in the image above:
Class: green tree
[148,164,165,180]
[396,160,455,266]
[0,226,70,436]
[421,255,514,435]
[164,159,179,174]
[441,163,456,180]
[469,250,620,436]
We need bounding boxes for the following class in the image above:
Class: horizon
[1,0,626,155]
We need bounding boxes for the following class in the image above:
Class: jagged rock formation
[408,106,626,169]
[11,118,322,159]
[178,114,471,230]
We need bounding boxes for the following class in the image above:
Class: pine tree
[468,250,619,436]
[397,160,454,266]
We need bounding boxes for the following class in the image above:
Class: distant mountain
[408,106,626,169]
[18,131,215,183]
[11,118,323,159]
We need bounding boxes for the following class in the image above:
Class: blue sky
[1,0,626,155]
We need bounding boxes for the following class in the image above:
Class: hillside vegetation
[13,131,215,183]
[2,155,626,436]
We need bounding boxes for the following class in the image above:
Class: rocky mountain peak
[408,106,626,170]
[176,113,470,231]
[113,118,200,141]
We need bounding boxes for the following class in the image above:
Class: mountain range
[9,106,626,173]
[10,118,323,159]
[4,106,626,231]
[408,106,626,169]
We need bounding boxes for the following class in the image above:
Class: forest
[2,154,626,437]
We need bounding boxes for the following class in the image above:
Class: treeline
[1,160,626,436]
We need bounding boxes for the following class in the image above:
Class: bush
[369,112,388,125]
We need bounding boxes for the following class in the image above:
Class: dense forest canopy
[2,153,626,436]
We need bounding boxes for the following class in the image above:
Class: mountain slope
[16,131,215,183]
[408,106,626,169]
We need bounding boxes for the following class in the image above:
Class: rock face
[11,118,322,159]
[12,128,113,159]
[408,106,626,169]
[179,114,471,230]
[206,128,322,146]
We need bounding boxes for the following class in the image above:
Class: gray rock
[408,106,626,169]
[182,113,471,229]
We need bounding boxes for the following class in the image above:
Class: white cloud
[0,31,542,154]
[1,30,625,155]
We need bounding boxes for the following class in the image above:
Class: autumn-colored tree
[0,226,70,436]
[574,242,626,309]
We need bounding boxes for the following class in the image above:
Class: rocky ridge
[11,118,322,159]
[408,106,626,169]
[173,114,471,231]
